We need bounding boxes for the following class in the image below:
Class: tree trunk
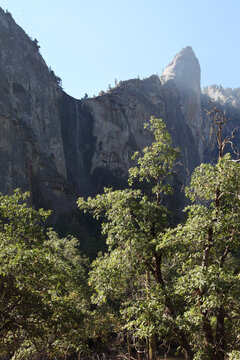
[148,334,156,360]
[174,330,194,360]
[136,339,146,360]
[215,305,225,360]
[145,270,157,360]
[202,317,217,360]
[127,332,132,360]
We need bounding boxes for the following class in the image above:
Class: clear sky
[0,0,240,99]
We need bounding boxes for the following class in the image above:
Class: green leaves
[128,117,180,197]
[186,154,240,207]
[167,153,240,356]
[78,117,182,355]
[78,116,240,358]
[0,190,90,359]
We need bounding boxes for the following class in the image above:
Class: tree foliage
[78,115,240,360]
[1,112,240,360]
[0,190,90,359]
[78,117,181,359]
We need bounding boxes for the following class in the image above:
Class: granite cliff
[0,8,239,242]
[161,46,203,159]
[0,8,73,221]
[59,74,198,200]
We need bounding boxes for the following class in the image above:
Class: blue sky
[1,0,240,99]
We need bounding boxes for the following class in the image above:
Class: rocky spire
[161,46,201,91]
[161,46,204,161]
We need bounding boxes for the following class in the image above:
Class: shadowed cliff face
[58,73,200,200]
[0,8,74,220]
[81,76,167,191]
[58,76,167,196]
[0,8,239,231]
[58,92,96,198]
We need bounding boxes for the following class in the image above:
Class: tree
[165,108,240,359]
[49,67,62,88]
[79,113,240,360]
[78,117,181,359]
[0,190,90,359]
[33,38,40,51]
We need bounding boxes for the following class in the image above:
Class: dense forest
[1,111,240,360]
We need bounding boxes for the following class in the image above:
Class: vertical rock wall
[0,7,239,227]
[0,8,73,219]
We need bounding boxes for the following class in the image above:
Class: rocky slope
[0,8,239,234]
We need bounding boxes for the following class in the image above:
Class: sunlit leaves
[128,116,180,196]
[167,153,240,356]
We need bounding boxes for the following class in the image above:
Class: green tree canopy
[78,115,240,360]
[78,117,182,359]
[0,190,90,359]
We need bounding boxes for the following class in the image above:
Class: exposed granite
[0,8,239,234]
[161,46,205,162]
[201,86,240,161]
[0,8,73,220]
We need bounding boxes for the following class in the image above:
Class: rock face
[0,8,239,233]
[58,74,199,202]
[161,46,205,161]
[202,85,240,161]
[0,8,74,220]
[58,77,167,198]
[203,85,240,108]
